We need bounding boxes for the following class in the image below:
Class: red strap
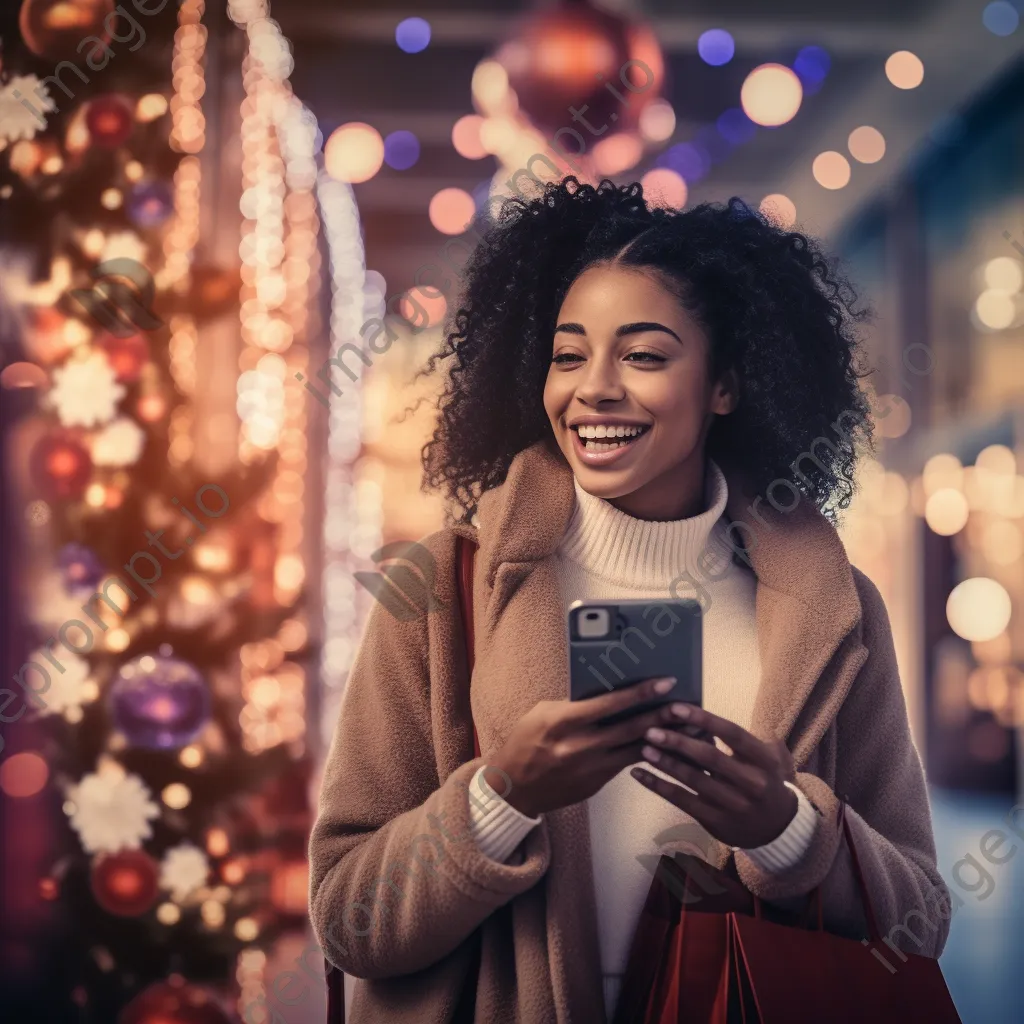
[838,796,882,942]
[456,534,480,759]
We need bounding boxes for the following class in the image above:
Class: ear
[711,367,740,415]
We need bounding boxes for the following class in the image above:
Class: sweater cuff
[467,764,542,863]
[733,781,820,873]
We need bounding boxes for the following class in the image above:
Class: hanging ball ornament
[108,655,210,751]
[86,94,135,149]
[91,849,159,917]
[98,332,149,383]
[19,0,115,63]
[494,2,663,136]
[30,432,93,501]
[127,181,174,228]
[119,978,234,1024]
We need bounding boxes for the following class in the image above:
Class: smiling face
[543,262,738,521]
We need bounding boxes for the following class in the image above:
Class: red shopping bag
[614,799,962,1024]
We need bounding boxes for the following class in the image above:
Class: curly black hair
[414,176,877,526]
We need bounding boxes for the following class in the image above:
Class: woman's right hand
[484,677,693,818]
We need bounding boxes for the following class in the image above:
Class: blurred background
[0,1,1021,1022]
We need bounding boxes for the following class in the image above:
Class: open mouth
[572,424,650,453]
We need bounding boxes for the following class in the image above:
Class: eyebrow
[554,321,683,344]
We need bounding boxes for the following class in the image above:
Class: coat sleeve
[735,569,951,959]
[307,529,551,980]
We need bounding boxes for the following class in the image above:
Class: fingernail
[670,703,690,720]
[642,745,661,762]
[646,727,665,743]
[654,677,676,694]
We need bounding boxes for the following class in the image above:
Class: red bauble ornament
[30,432,92,501]
[495,1,664,135]
[86,95,135,149]
[19,0,115,62]
[98,332,149,382]
[91,849,159,917]
[119,979,234,1024]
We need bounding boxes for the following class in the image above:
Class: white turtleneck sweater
[465,458,819,1020]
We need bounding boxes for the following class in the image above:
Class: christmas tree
[1,3,318,1021]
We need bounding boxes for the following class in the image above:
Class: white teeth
[575,424,646,439]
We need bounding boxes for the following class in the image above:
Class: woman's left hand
[631,702,799,850]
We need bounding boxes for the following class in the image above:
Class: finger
[568,676,676,726]
[640,744,748,813]
[667,704,776,770]
[629,766,714,819]
[591,701,682,750]
[643,728,765,794]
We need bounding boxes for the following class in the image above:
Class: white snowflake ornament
[27,648,93,720]
[0,75,56,144]
[66,759,160,855]
[50,350,126,428]
[92,417,145,467]
[159,843,211,903]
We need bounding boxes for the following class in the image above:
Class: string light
[229,0,315,766]
[316,171,382,750]
[160,1,206,469]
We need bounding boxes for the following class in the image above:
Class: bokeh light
[428,187,475,234]
[923,453,964,494]
[759,193,796,228]
[395,17,431,53]
[658,142,711,183]
[639,99,676,143]
[383,130,420,170]
[947,578,1012,643]
[847,125,886,163]
[885,51,924,89]
[716,107,757,146]
[983,257,1023,292]
[324,123,384,183]
[983,2,1019,36]
[592,133,643,176]
[398,286,447,328]
[697,29,735,66]
[740,64,803,127]
[925,488,970,536]
[793,46,831,92]
[640,169,687,209]
[472,60,512,116]
[452,114,488,159]
[0,752,49,798]
[812,151,851,189]
[975,290,1015,329]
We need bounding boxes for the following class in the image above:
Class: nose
[574,353,625,406]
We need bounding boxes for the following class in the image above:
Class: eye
[624,350,667,363]
[552,352,584,365]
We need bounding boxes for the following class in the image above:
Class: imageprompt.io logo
[354,541,448,622]
[67,258,164,336]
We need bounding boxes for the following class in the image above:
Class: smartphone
[568,598,702,726]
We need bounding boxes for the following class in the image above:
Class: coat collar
[451,437,868,764]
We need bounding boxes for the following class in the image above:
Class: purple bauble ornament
[128,181,174,228]
[58,542,106,595]
[108,654,210,750]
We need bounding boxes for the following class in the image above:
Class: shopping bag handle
[837,793,882,943]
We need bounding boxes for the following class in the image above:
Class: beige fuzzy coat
[309,438,950,1023]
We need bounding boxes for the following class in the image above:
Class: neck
[604,455,708,521]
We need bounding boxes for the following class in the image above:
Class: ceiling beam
[276,10,939,56]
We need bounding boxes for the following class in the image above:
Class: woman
[309,178,951,1023]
